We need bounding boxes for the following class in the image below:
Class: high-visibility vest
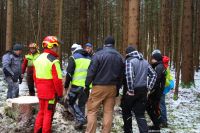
[33,53,62,79]
[25,53,40,67]
[71,53,91,88]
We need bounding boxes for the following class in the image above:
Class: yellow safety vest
[25,53,40,67]
[71,57,91,88]
[33,53,62,79]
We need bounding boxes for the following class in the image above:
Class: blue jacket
[2,51,22,78]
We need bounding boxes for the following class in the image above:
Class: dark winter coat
[85,45,124,89]
[149,61,166,100]
[2,51,23,81]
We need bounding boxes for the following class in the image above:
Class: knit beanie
[125,45,137,54]
[13,43,23,51]
[104,36,115,45]
[152,53,162,61]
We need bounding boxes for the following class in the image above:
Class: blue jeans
[5,77,19,99]
[160,94,167,123]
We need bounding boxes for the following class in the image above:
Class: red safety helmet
[42,36,59,49]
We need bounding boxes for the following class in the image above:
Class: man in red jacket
[22,43,40,96]
[33,36,63,133]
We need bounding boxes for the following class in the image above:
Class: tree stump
[5,96,39,126]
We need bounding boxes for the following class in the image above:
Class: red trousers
[34,99,56,133]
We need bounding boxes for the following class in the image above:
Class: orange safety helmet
[42,36,59,49]
[29,43,38,49]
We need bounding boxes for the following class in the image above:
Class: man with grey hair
[2,43,23,99]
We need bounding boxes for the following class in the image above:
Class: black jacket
[64,49,90,88]
[149,61,166,100]
[85,46,124,89]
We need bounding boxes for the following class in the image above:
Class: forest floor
[0,68,200,133]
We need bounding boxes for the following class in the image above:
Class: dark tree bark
[122,0,129,55]
[6,0,13,50]
[194,0,200,71]
[174,0,183,99]
[79,0,88,45]
[128,0,140,46]
[159,0,172,56]
[181,0,194,86]
[55,0,63,63]
[0,0,6,56]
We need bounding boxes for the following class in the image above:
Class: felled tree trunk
[5,96,39,126]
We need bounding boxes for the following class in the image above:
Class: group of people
[1,35,173,133]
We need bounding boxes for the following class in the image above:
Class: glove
[84,86,90,99]
[21,74,24,79]
[11,75,19,82]
[19,76,23,84]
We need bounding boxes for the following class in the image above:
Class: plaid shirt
[125,51,157,92]
[125,59,135,91]
[147,65,157,90]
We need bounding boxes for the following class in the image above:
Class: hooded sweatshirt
[125,51,157,92]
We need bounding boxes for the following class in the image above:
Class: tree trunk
[0,1,6,56]
[181,0,194,86]
[79,0,88,45]
[5,96,39,125]
[6,0,13,51]
[103,0,108,37]
[127,0,140,46]
[174,0,183,99]
[144,0,148,59]
[149,0,153,58]
[159,0,172,55]
[55,0,63,63]
[122,0,129,55]
[195,0,200,71]
[172,0,178,68]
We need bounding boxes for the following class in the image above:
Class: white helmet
[152,49,161,55]
[71,43,82,54]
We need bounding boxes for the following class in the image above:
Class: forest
[0,0,200,97]
[0,0,200,133]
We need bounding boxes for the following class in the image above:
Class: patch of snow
[0,68,200,132]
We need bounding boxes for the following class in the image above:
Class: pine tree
[6,0,13,50]
[181,0,194,86]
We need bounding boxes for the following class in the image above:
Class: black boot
[160,122,168,128]
[74,122,84,130]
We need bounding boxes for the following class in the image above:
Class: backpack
[162,56,174,94]
[163,68,174,94]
